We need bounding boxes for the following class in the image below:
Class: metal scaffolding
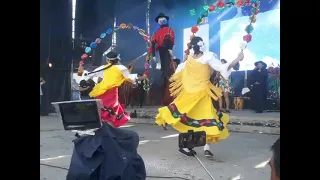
[111,15,117,51]
[146,0,151,39]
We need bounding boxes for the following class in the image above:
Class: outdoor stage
[126,107,280,135]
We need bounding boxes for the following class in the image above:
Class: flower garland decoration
[77,23,151,76]
[184,0,260,56]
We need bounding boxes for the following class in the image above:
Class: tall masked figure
[88,52,148,127]
[149,13,175,105]
[155,36,244,157]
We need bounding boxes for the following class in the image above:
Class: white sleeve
[116,65,138,82]
[205,52,223,72]
[175,63,186,73]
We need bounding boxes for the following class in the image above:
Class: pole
[47,23,51,65]
[194,155,215,180]
[146,0,151,39]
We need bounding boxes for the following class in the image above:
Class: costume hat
[254,61,267,68]
[155,13,169,22]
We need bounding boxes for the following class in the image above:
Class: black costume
[67,122,146,180]
[249,63,268,113]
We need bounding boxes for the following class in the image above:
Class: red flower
[170,104,175,111]
[191,26,199,34]
[181,114,187,121]
[236,0,244,7]
[81,54,88,60]
[148,47,153,53]
[144,70,150,76]
[243,34,252,43]
[208,5,216,12]
[217,1,225,8]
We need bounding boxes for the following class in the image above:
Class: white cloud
[261,56,280,67]
[220,35,259,71]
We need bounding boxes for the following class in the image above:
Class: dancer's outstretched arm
[227,51,244,71]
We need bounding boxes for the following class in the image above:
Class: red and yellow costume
[89,64,148,127]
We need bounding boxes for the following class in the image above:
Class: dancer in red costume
[149,13,175,106]
[88,52,149,127]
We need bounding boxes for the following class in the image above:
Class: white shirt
[175,52,231,78]
[40,82,45,95]
[72,79,79,91]
[218,62,233,80]
[115,65,138,83]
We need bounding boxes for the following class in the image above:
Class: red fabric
[162,81,173,106]
[151,27,175,52]
[96,87,130,127]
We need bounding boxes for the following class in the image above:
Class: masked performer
[88,52,148,127]
[155,37,244,157]
[149,13,175,106]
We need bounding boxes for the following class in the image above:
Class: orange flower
[120,23,127,29]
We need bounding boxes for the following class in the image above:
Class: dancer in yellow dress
[155,36,244,157]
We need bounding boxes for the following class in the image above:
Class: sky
[220,3,280,70]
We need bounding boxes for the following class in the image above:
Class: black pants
[251,84,266,113]
[158,47,172,78]
[81,96,91,100]
[139,90,145,107]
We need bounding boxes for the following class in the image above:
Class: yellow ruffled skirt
[155,90,229,144]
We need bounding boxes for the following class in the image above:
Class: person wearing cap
[88,52,149,127]
[249,61,268,113]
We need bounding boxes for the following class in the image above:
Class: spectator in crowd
[269,138,280,180]
[137,74,146,108]
[72,79,81,100]
[217,58,239,113]
[40,77,46,114]
[249,61,268,113]
[79,79,95,100]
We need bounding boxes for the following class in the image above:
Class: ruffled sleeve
[116,65,138,83]
[205,52,223,72]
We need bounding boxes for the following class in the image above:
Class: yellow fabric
[155,56,230,143]
[89,64,133,97]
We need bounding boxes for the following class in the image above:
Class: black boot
[204,150,214,158]
[179,148,196,157]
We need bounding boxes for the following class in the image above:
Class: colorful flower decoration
[78,23,151,76]
[100,33,106,39]
[85,47,92,54]
[184,0,261,56]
